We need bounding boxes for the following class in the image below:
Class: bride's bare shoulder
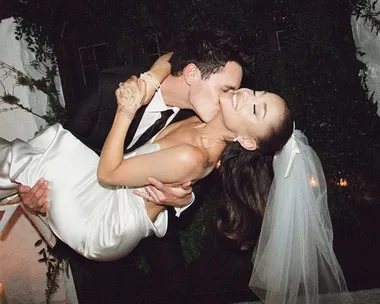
[176,143,207,164]
[175,144,216,181]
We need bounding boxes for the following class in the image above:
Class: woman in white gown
[0,65,293,261]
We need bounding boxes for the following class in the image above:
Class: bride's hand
[116,76,147,117]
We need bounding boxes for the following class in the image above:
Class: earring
[233,137,238,142]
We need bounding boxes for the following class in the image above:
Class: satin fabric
[0,123,167,261]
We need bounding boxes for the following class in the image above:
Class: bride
[0,62,292,261]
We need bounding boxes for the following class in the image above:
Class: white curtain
[0,17,77,304]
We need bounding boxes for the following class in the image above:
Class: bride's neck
[198,113,235,146]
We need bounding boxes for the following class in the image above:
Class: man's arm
[134,170,216,219]
[133,177,193,208]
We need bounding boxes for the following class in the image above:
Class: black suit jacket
[65,66,146,153]
[65,66,215,229]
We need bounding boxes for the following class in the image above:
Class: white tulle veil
[249,129,353,303]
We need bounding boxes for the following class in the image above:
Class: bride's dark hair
[216,106,293,247]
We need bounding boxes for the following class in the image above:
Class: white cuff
[151,209,168,238]
[174,192,195,217]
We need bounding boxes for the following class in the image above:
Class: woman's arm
[97,53,172,185]
[141,52,172,105]
[149,52,173,80]
[98,143,206,188]
[97,76,146,181]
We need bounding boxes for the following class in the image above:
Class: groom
[17,28,248,302]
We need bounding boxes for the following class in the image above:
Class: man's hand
[133,177,192,208]
[17,178,51,213]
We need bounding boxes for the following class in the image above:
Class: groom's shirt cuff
[174,192,195,217]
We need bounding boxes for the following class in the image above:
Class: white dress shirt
[127,88,194,217]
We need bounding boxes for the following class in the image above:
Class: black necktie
[124,109,174,153]
[123,104,148,151]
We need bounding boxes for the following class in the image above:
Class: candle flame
[337,178,348,187]
[310,175,318,188]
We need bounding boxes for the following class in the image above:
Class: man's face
[188,61,243,122]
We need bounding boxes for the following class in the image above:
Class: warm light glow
[337,178,348,187]
[310,175,318,188]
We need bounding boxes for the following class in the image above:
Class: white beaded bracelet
[140,72,161,91]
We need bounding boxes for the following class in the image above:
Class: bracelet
[140,72,161,91]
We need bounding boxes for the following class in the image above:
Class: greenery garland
[0,60,66,125]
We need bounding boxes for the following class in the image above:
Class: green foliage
[179,188,218,264]
[35,239,70,304]
[0,60,67,125]
[353,0,380,34]
[12,0,259,65]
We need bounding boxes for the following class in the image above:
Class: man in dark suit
[16,28,249,303]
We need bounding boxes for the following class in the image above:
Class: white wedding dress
[0,123,167,261]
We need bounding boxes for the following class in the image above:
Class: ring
[119,82,124,87]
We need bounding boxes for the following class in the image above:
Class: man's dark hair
[169,28,252,80]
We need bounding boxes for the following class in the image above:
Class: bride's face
[219,89,287,148]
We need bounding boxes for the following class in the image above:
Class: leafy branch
[353,0,380,34]
[13,15,57,65]
[35,239,70,304]
[0,60,66,124]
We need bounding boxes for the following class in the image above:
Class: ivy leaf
[372,0,378,10]
[34,239,43,247]
[17,75,31,86]
[1,94,20,105]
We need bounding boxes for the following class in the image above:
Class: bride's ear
[237,136,258,151]
[183,63,201,86]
